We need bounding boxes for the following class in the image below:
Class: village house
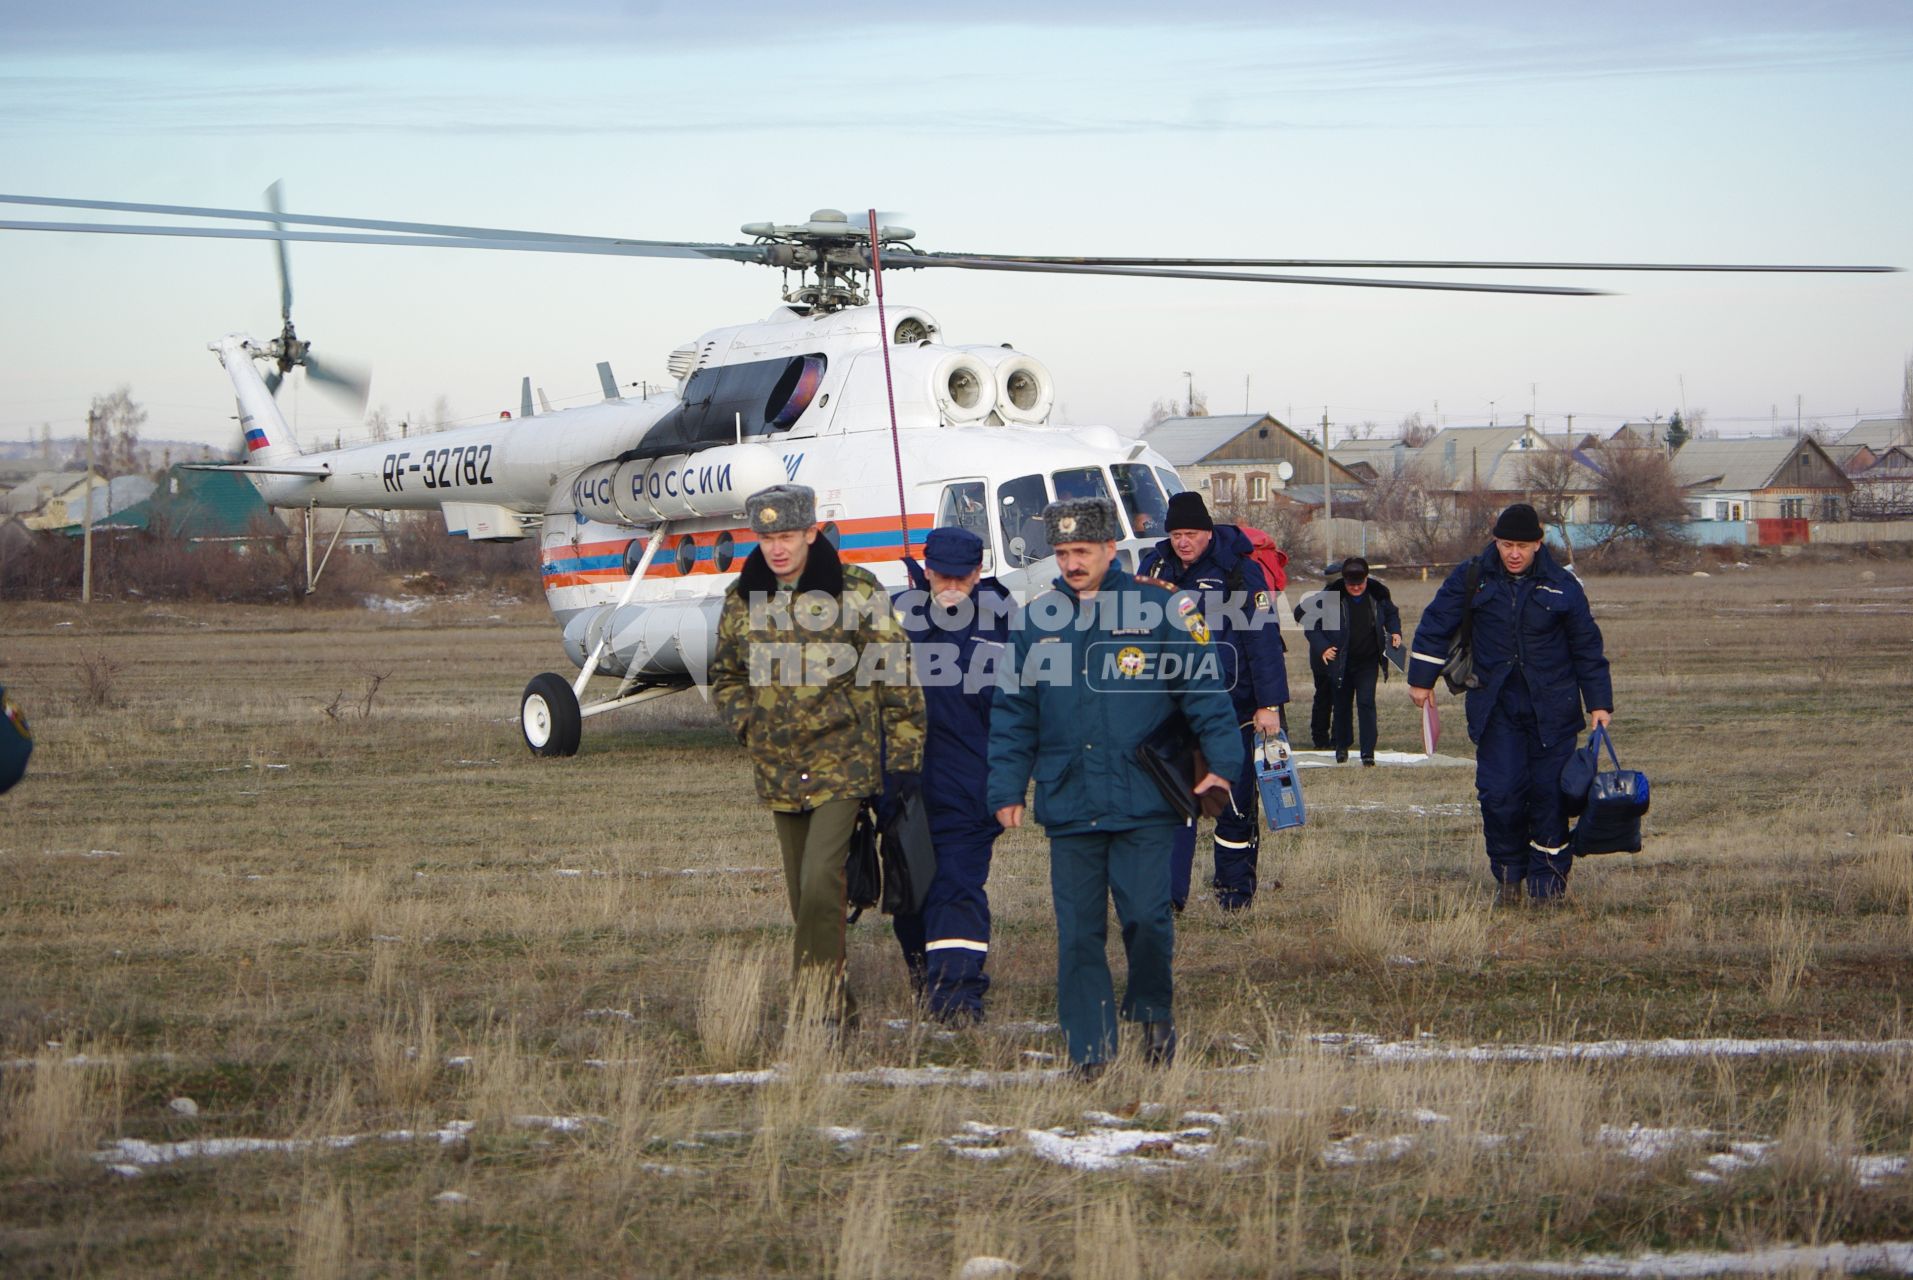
[1670,436,1853,526]
[1134,413,1359,511]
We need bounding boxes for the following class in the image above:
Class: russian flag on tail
[244,425,270,452]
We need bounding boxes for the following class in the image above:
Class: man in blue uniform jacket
[1136,491,1289,912]
[1406,504,1613,904]
[890,527,1013,1023]
[988,498,1243,1076]
[1304,556,1402,766]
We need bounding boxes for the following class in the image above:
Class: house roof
[97,466,288,540]
[1838,418,1911,449]
[1412,425,1556,489]
[1279,483,1366,508]
[58,475,158,527]
[1670,436,1841,492]
[2,470,90,515]
[1137,414,1276,465]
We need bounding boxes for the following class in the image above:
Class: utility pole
[1796,394,1802,437]
[1183,371,1194,417]
[1321,407,1333,565]
[1244,374,1251,415]
[82,409,96,604]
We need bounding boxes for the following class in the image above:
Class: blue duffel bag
[1566,726,1649,856]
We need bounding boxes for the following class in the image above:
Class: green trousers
[771,798,860,1012]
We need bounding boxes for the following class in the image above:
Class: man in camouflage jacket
[708,483,924,1015]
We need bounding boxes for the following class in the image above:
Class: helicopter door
[996,473,1053,567]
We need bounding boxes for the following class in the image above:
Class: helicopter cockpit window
[1155,466,1186,497]
[1051,467,1111,506]
[936,482,991,549]
[997,474,1051,567]
[1111,463,1170,539]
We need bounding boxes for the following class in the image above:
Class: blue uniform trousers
[1051,824,1179,1065]
[1331,658,1380,760]
[1169,721,1261,911]
[1475,682,1576,900]
[892,822,995,1019]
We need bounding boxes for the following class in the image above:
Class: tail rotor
[259,181,372,415]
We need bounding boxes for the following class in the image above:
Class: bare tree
[1901,354,1912,447]
[1397,411,1435,447]
[1226,495,1313,561]
[365,407,393,443]
[1362,465,1472,562]
[89,386,148,476]
[1141,397,1180,429]
[1519,446,1586,562]
[1590,442,1689,549]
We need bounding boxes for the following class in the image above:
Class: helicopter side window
[997,474,1052,567]
[936,482,991,549]
[1111,463,1170,538]
[1155,466,1186,497]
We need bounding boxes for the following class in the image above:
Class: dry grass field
[2,558,1911,1277]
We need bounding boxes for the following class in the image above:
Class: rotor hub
[741,212,917,314]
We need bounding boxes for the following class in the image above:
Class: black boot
[1142,1020,1178,1067]
[1334,749,1349,763]
[1068,1060,1107,1083]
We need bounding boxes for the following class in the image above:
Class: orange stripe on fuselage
[541,514,934,583]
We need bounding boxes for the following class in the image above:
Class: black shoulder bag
[844,800,882,924]
[1439,560,1483,695]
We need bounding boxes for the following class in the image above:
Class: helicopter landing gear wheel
[521,673,582,757]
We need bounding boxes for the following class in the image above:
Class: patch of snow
[1599,1123,1722,1161]
[668,1067,782,1087]
[1320,1134,1418,1166]
[1320,1035,1913,1064]
[364,596,429,615]
[1022,1124,1220,1172]
[168,1097,198,1117]
[1290,749,1471,770]
[434,1191,468,1206]
[818,1125,864,1147]
[1452,1241,1913,1277]
[957,1257,1021,1278]
[583,1008,636,1023]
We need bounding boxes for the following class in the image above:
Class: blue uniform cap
[923,526,984,576]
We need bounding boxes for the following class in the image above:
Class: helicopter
[0,193,1898,755]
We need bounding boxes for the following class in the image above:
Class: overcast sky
[1,1,1908,451]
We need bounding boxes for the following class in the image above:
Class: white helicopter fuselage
[216,303,1187,686]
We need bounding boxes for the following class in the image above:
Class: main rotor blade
[265,181,293,323]
[0,192,742,254]
[891,255,1612,296]
[961,254,1903,274]
[0,219,757,261]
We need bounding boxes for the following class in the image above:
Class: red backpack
[1226,523,1290,593]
